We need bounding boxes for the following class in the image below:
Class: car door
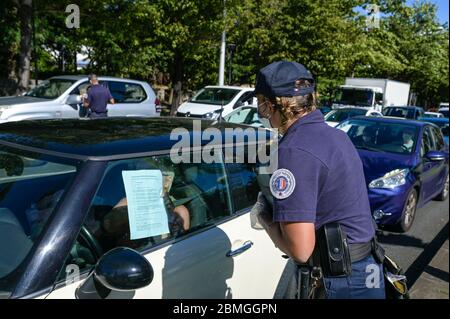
[222,161,288,298]
[429,126,448,195]
[45,152,286,299]
[106,81,149,117]
[419,126,441,201]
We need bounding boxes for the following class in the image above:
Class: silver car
[0,76,160,123]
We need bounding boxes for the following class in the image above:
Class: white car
[0,118,292,299]
[0,76,160,123]
[176,86,255,120]
[424,111,444,118]
[325,107,383,127]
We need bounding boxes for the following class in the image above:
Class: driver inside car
[100,172,191,249]
[402,128,415,152]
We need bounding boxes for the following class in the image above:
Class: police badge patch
[270,169,296,199]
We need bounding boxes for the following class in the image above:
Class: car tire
[434,173,449,201]
[395,188,418,233]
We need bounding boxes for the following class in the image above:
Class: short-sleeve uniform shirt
[87,84,113,113]
[271,110,375,244]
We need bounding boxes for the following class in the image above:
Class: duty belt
[348,241,372,263]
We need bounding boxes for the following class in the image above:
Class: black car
[0,118,288,299]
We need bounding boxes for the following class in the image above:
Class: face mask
[259,116,272,129]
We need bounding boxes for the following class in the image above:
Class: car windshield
[324,109,367,122]
[0,148,78,294]
[190,88,240,106]
[336,119,419,155]
[25,79,76,99]
[439,110,449,118]
[382,107,415,119]
[334,88,373,107]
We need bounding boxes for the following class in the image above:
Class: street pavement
[377,197,449,298]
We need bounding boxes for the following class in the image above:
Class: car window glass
[59,154,232,280]
[0,150,77,291]
[421,127,434,157]
[431,126,445,150]
[227,108,252,124]
[70,81,90,95]
[107,81,147,103]
[225,162,260,212]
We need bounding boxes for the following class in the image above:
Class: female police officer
[254,61,385,299]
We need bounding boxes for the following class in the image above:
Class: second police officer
[253,61,386,299]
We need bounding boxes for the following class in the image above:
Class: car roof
[49,75,145,83]
[0,118,269,160]
[350,116,429,127]
[204,85,254,91]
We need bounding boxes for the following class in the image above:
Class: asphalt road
[377,197,449,287]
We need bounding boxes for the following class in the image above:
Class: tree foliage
[0,0,448,106]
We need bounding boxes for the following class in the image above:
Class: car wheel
[395,188,418,233]
[434,173,449,201]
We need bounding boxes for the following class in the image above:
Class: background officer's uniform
[86,84,113,118]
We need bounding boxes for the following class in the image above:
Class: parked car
[418,117,449,145]
[424,112,444,118]
[222,105,262,127]
[176,86,255,120]
[0,117,289,299]
[336,117,449,232]
[382,106,425,120]
[317,105,332,115]
[0,76,160,123]
[438,104,449,118]
[324,107,383,127]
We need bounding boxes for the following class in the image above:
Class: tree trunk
[17,0,32,94]
[170,52,183,116]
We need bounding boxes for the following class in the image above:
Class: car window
[107,81,147,103]
[59,154,232,280]
[26,79,76,99]
[226,108,253,124]
[225,162,260,212]
[431,126,445,150]
[70,81,90,95]
[0,149,77,292]
[421,127,435,157]
[234,91,255,108]
[191,88,240,105]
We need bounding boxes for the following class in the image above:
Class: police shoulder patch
[269,168,296,199]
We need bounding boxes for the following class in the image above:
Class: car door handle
[226,240,253,257]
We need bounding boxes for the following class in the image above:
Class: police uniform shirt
[270,110,375,244]
[86,84,113,114]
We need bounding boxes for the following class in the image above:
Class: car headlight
[369,168,409,189]
[204,110,221,120]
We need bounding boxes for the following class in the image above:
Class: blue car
[337,116,449,232]
[418,117,449,145]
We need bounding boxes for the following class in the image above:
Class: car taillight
[155,98,161,112]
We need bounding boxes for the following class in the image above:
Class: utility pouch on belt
[315,223,352,277]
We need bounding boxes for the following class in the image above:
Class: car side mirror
[94,247,153,291]
[425,151,446,162]
[66,94,82,105]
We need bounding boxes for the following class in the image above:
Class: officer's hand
[250,192,274,230]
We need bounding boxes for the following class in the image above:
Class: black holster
[313,223,352,277]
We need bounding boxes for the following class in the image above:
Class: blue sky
[408,0,449,24]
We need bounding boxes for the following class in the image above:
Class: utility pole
[218,0,226,86]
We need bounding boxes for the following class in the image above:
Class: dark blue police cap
[254,61,315,99]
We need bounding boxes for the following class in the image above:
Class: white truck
[332,78,410,112]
